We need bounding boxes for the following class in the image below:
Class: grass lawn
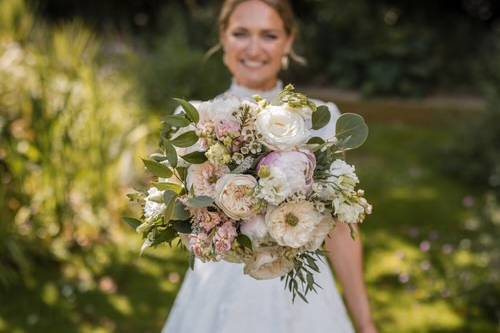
[0,102,493,332]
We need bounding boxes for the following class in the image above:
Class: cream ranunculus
[303,215,335,251]
[255,105,309,151]
[243,246,295,280]
[214,174,258,220]
[265,201,323,248]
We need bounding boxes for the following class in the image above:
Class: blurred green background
[1,0,499,332]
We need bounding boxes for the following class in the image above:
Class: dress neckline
[226,79,283,101]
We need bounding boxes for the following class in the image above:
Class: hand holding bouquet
[126,85,372,302]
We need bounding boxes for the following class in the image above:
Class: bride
[162,1,377,332]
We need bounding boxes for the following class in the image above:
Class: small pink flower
[186,162,229,197]
[213,221,237,254]
[189,233,209,257]
[215,120,241,140]
[191,208,225,232]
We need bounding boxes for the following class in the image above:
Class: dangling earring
[223,52,228,66]
[281,55,289,70]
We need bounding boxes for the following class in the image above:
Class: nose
[246,36,262,58]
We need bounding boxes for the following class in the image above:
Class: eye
[232,30,248,38]
[263,33,278,41]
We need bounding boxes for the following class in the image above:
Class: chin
[237,72,276,90]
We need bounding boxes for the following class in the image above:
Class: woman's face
[221,0,294,91]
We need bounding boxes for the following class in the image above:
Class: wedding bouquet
[126,85,372,302]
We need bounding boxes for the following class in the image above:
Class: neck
[235,78,278,92]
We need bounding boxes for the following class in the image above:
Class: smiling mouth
[241,59,267,69]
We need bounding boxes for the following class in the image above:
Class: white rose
[215,174,258,220]
[255,105,309,151]
[243,246,294,280]
[265,201,322,248]
[240,214,268,243]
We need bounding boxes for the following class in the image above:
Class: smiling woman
[161,1,377,333]
[220,0,294,90]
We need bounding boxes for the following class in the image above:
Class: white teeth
[242,60,265,68]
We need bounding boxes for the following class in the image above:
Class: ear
[284,33,295,55]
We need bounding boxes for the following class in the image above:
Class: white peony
[243,246,294,280]
[255,105,309,151]
[215,174,258,220]
[240,214,268,243]
[265,201,323,248]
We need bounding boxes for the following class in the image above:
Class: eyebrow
[231,27,282,34]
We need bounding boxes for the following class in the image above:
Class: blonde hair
[205,0,306,65]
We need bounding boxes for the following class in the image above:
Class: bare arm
[325,223,377,333]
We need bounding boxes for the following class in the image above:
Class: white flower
[143,188,166,222]
[265,201,323,248]
[256,151,316,205]
[240,214,268,243]
[243,246,294,280]
[333,197,365,224]
[215,174,258,220]
[198,97,241,124]
[186,162,229,197]
[303,215,334,251]
[328,159,359,192]
[256,167,290,205]
[255,105,309,151]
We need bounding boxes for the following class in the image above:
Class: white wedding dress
[162,80,355,333]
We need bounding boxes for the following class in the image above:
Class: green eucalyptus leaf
[173,98,199,123]
[163,190,178,223]
[176,167,187,182]
[172,220,192,233]
[335,113,369,151]
[151,227,178,247]
[170,131,199,148]
[142,159,173,178]
[164,115,191,127]
[186,196,214,208]
[236,234,253,250]
[172,202,190,220]
[149,153,167,162]
[181,151,207,164]
[123,217,141,230]
[312,105,331,130]
[152,182,183,194]
[164,141,178,168]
